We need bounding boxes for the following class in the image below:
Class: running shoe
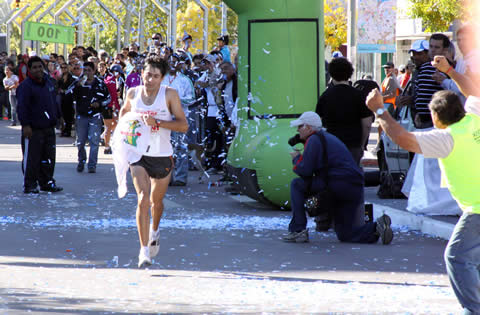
[282,229,309,243]
[138,247,151,268]
[376,214,393,245]
[149,225,160,258]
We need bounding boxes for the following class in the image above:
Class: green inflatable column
[224,0,325,208]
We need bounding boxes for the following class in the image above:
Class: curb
[232,195,455,241]
[374,204,455,240]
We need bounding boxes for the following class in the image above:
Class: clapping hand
[431,56,451,73]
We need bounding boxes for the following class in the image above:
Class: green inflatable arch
[224,0,326,208]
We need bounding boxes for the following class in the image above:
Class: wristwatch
[376,107,386,116]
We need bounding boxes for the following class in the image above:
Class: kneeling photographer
[283,111,393,245]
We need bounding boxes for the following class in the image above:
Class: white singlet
[131,85,173,157]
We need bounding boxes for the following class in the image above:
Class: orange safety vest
[382,77,400,109]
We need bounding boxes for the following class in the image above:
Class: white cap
[29,51,37,57]
[409,40,429,53]
[332,51,343,58]
[42,54,50,61]
[290,111,323,128]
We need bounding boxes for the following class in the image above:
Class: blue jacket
[292,131,364,190]
[17,74,60,129]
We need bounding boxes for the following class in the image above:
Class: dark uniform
[17,74,61,192]
[290,130,379,243]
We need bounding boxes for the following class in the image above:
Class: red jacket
[103,73,119,110]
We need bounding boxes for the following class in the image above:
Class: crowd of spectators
[1,33,237,184]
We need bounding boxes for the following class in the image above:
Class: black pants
[347,146,364,167]
[21,127,57,190]
[329,180,379,243]
[205,116,225,170]
[0,91,9,119]
[289,177,379,244]
[61,95,74,134]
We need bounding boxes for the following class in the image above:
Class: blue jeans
[76,115,102,169]
[171,131,188,183]
[9,94,18,123]
[445,212,480,314]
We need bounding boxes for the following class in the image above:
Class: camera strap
[306,131,328,193]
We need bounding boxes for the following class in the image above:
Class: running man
[119,56,188,268]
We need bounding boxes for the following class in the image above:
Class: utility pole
[138,0,146,51]
[347,0,357,79]
[169,0,177,50]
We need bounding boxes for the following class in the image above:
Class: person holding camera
[283,111,393,245]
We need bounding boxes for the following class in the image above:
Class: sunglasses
[152,37,160,40]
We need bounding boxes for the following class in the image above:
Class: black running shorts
[130,156,173,179]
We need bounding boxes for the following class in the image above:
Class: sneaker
[376,214,393,245]
[40,184,63,193]
[24,187,39,194]
[88,167,96,173]
[282,229,309,243]
[76,163,84,172]
[149,225,160,258]
[138,247,152,268]
[104,147,112,154]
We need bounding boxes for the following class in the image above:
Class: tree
[324,0,347,51]
[408,0,473,32]
[176,0,238,54]
[7,0,237,56]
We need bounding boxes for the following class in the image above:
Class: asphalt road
[0,120,460,314]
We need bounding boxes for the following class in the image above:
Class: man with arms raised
[119,56,188,268]
[366,55,480,313]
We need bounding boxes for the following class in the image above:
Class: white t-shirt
[3,74,18,96]
[413,96,480,158]
[130,85,173,157]
[206,87,218,118]
[223,80,235,119]
[163,73,195,108]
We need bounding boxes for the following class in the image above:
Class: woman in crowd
[98,61,120,154]
[57,62,75,137]
[3,67,19,126]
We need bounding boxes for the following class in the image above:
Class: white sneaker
[138,247,151,268]
[149,225,160,258]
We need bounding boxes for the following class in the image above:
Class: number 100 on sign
[24,21,74,45]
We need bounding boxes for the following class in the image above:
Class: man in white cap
[284,111,393,245]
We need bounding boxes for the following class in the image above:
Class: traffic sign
[24,21,74,45]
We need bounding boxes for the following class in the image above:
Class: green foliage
[176,0,238,54]
[408,0,471,32]
[8,0,237,56]
[324,0,347,51]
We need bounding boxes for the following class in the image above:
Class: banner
[24,21,75,45]
[357,0,397,53]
